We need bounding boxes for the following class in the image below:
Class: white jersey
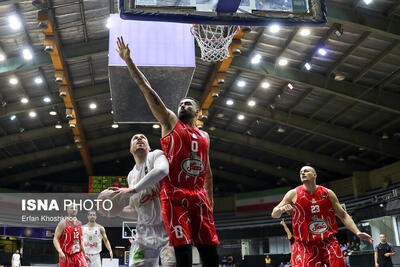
[82,224,102,254]
[128,150,164,226]
[12,253,20,266]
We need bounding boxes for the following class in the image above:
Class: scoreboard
[89,176,128,193]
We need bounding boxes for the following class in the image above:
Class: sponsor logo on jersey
[71,240,81,253]
[308,216,329,234]
[181,152,205,176]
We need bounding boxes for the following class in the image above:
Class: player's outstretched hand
[110,251,113,260]
[280,219,286,226]
[356,231,373,244]
[116,36,131,62]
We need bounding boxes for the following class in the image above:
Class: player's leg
[173,245,192,267]
[161,198,192,267]
[196,245,219,267]
[296,242,323,267]
[190,190,219,244]
[129,241,159,267]
[87,254,101,267]
[320,238,346,267]
[75,252,88,267]
[157,225,176,267]
[160,242,176,267]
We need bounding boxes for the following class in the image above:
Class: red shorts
[161,189,219,247]
[291,237,345,267]
[59,252,87,267]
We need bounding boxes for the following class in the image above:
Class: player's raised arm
[116,36,177,133]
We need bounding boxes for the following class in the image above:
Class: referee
[375,233,396,267]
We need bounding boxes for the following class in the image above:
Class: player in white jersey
[82,210,113,267]
[110,133,176,267]
[11,249,21,267]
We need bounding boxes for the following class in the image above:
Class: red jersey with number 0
[292,185,338,243]
[160,120,209,199]
[59,218,83,255]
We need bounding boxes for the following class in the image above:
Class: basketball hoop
[190,24,240,62]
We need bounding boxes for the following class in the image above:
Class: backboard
[119,0,327,26]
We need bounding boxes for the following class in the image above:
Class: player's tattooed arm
[329,189,373,244]
[116,36,178,133]
[271,189,296,218]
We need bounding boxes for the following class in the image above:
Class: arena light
[288,83,294,90]
[34,77,43,84]
[22,48,33,60]
[269,24,280,34]
[363,0,373,4]
[43,96,51,103]
[209,126,216,131]
[251,54,262,64]
[29,111,37,118]
[20,97,29,104]
[49,110,57,116]
[261,81,270,89]
[226,99,234,106]
[112,123,119,128]
[55,123,62,129]
[89,103,97,109]
[300,28,311,36]
[237,114,245,120]
[278,58,288,66]
[10,115,16,121]
[304,62,312,71]
[153,124,160,129]
[247,100,256,107]
[9,15,21,30]
[237,80,246,87]
[277,126,286,133]
[9,77,18,85]
[0,53,5,62]
[318,48,327,56]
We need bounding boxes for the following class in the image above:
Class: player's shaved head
[301,166,316,174]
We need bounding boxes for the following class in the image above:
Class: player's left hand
[109,251,113,260]
[356,231,373,244]
[384,253,391,257]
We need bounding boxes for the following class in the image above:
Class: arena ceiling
[0,0,399,195]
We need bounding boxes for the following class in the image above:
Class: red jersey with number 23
[292,185,338,243]
[160,120,209,198]
[59,218,83,255]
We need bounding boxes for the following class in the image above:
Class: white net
[190,24,240,62]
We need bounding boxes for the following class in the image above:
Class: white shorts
[129,224,175,267]
[86,253,101,267]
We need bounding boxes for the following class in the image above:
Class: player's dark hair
[88,210,96,215]
[180,97,200,111]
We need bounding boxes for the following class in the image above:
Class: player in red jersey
[272,166,373,267]
[53,204,90,267]
[117,36,219,267]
